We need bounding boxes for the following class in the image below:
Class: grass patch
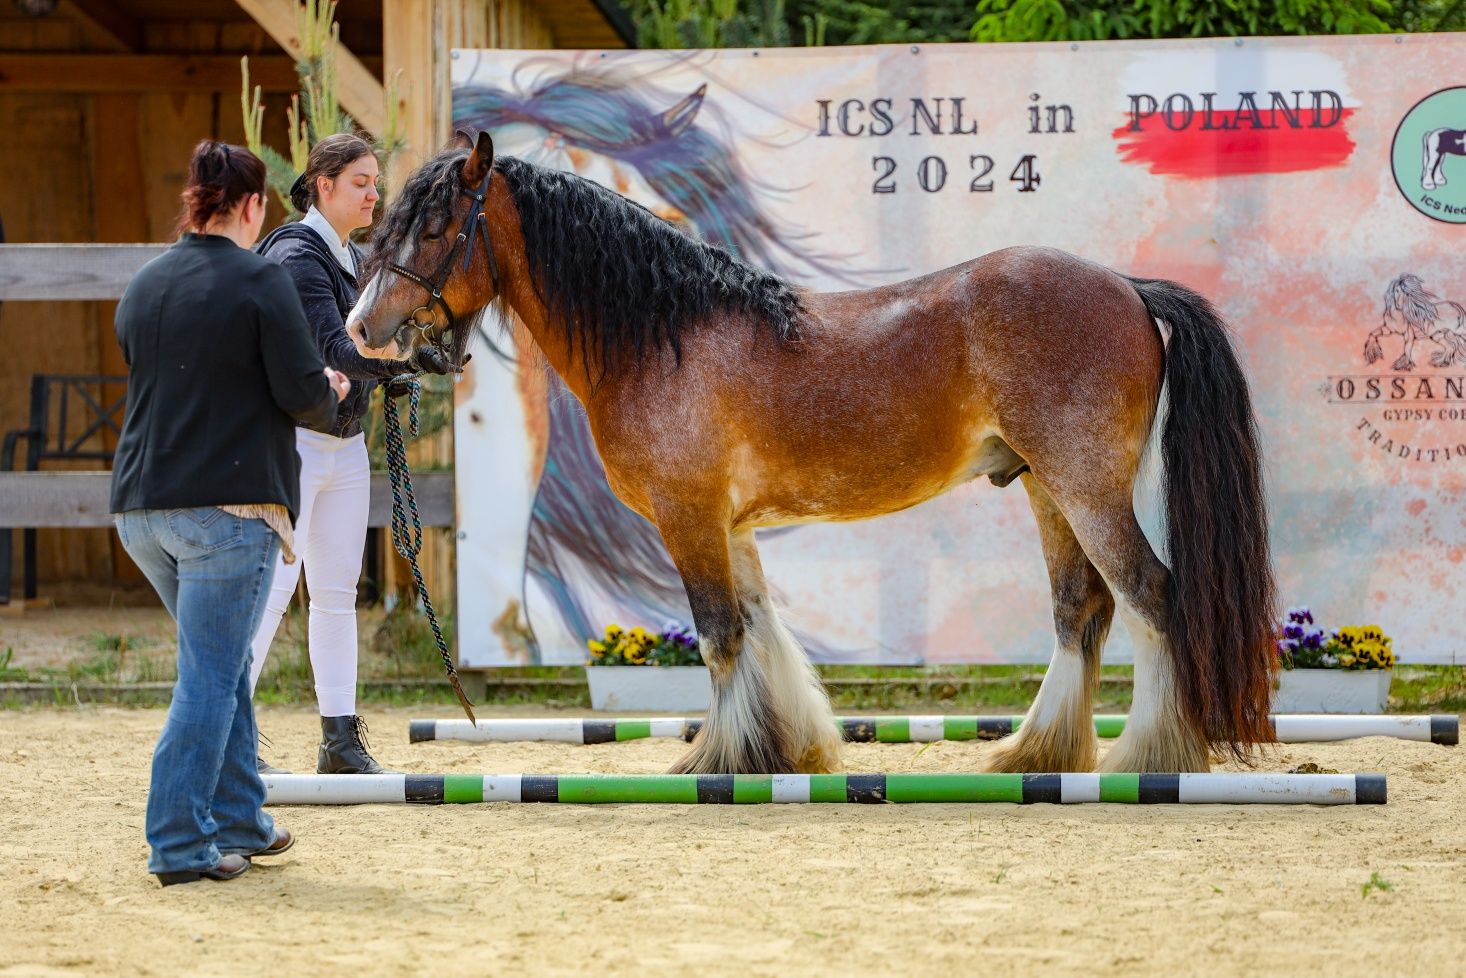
[369,605,457,680]
[0,648,33,682]
[65,648,121,683]
[1387,665,1466,713]
[1361,872,1394,898]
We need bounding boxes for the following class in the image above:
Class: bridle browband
[384,167,500,362]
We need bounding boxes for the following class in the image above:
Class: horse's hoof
[981,730,1098,774]
[793,741,844,774]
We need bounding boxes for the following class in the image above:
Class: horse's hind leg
[729,530,841,773]
[1423,129,1443,189]
[984,476,1111,773]
[1058,497,1210,773]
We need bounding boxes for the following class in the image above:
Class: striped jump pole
[263,772,1386,806]
[408,714,1459,746]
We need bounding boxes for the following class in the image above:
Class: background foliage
[621,0,1466,48]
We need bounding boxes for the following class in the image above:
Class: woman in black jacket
[246,134,451,774]
[111,140,350,885]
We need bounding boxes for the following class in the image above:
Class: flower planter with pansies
[1273,608,1394,714]
[585,622,710,711]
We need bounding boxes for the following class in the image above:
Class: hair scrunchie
[289,171,308,199]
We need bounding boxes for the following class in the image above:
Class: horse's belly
[735,430,1011,528]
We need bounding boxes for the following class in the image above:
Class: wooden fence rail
[0,472,454,528]
[0,244,165,301]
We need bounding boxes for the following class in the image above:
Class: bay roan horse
[348,131,1277,775]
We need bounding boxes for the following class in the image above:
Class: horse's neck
[496,253,593,404]
[488,185,602,404]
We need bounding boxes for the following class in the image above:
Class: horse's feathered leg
[729,530,842,774]
[657,514,800,774]
[1061,498,1210,774]
[983,475,1110,774]
[1394,325,1419,372]
[1362,324,1389,365]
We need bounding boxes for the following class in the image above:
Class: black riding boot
[318,715,394,774]
[257,732,291,775]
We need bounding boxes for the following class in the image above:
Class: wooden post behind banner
[377,0,555,623]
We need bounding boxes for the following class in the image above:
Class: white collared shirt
[300,206,356,277]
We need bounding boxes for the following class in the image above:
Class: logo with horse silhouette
[1364,273,1466,371]
[1392,87,1466,224]
[1326,273,1466,466]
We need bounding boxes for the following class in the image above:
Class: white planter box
[1273,669,1392,714]
[586,666,712,711]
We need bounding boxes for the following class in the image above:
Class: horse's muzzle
[347,319,401,360]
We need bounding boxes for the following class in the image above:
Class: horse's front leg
[656,510,806,774]
[1363,322,1392,365]
[1394,328,1418,372]
[728,530,842,773]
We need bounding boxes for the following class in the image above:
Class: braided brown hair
[290,133,377,213]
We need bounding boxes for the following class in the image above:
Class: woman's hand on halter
[324,367,351,401]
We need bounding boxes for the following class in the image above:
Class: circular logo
[1393,87,1466,224]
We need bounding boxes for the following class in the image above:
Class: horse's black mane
[368,150,803,376]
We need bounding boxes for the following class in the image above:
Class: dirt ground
[1,704,1462,978]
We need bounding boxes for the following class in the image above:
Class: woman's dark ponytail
[176,140,266,235]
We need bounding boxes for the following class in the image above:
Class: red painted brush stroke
[1112,109,1356,178]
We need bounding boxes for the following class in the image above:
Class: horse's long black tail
[1129,277,1278,759]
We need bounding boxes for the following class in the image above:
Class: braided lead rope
[383,374,477,723]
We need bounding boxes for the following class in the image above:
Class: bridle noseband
[385,169,500,361]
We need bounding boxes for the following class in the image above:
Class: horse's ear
[451,128,474,151]
[462,129,495,185]
[656,83,706,139]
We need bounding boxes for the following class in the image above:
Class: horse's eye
[423,232,443,242]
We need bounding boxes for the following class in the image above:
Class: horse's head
[347,130,499,362]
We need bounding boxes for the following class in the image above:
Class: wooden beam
[384,0,439,188]
[0,473,455,528]
[90,95,151,585]
[59,0,143,51]
[231,0,387,136]
[0,245,164,301]
[0,54,317,94]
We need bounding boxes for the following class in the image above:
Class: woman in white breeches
[247,426,370,717]
[249,134,452,774]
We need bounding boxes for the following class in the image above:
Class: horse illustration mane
[1385,273,1439,329]
[497,154,803,378]
[452,64,865,285]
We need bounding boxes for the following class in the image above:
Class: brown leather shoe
[156,853,249,887]
[245,825,294,859]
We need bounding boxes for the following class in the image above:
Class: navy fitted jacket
[255,222,405,438]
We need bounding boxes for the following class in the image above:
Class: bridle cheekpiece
[384,167,500,362]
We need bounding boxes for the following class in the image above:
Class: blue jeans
[114,508,280,875]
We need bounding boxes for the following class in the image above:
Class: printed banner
[450,35,1466,665]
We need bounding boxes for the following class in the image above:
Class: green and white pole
[408,714,1458,746]
[263,772,1386,806]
